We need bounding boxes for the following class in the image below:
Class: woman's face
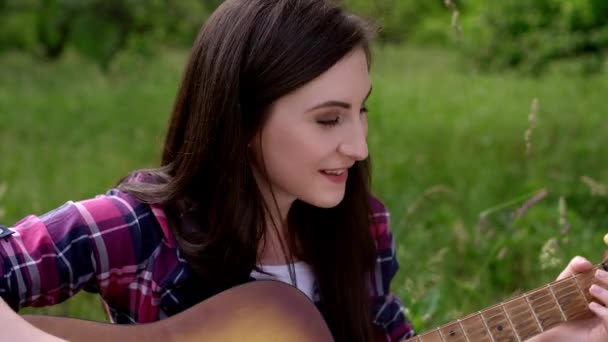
[252,47,371,212]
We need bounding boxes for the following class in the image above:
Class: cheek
[264,129,315,169]
[261,125,332,177]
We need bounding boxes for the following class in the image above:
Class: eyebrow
[306,86,373,112]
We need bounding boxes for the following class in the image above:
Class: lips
[320,169,348,183]
[321,169,346,176]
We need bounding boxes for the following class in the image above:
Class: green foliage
[69,11,125,69]
[3,0,608,74]
[0,0,453,67]
[36,0,72,58]
[0,2,38,51]
[344,0,608,74]
[461,0,608,74]
[344,0,445,43]
[0,0,215,68]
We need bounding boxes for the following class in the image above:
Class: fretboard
[406,262,606,342]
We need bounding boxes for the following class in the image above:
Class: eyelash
[317,107,369,127]
[317,117,341,126]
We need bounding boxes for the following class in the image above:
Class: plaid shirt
[0,187,414,341]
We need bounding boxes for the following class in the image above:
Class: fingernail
[590,285,604,295]
[597,270,608,279]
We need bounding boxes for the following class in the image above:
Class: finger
[590,285,608,307]
[557,256,593,280]
[595,269,608,288]
[589,301,608,321]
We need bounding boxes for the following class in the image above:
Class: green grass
[1,45,607,332]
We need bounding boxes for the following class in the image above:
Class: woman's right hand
[0,297,67,342]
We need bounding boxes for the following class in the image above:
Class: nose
[337,118,368,161]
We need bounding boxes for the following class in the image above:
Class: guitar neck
[408,262,607,342]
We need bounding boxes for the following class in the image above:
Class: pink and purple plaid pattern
[0,187,414,341]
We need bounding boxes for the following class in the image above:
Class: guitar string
[479,275,594,331]
[492,274,595,330]
[416,265,602,340]
[424,299,589,342]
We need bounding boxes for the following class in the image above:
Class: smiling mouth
[320,169,348,183]
[321,169,346,176]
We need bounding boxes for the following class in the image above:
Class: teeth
[324,170,344,176]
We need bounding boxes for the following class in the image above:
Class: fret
[523,292,543,332]
[503,297,541,340]
[546,284,568,321]
[439,321,468,342]
[481,306,518,341]
[575,271,596,306]
[457,320,470,341]
[479,311,496,342]
[461,313,493,341]
[500,303,521,341]
[527,286,566,330]
[418,329,445,342]
[551,277,589,320]
[572,274,590,306]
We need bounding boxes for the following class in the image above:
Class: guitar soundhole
[497,325,504,331]
[449,330,456,336]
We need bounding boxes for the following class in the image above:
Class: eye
[360,106,369,114]
[317,116,341,127]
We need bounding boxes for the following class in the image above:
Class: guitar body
[23,281,334,341]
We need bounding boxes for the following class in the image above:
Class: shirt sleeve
[0,190,154,311]
[368,195,415,341]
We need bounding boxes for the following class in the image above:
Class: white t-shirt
[250,261,316,300]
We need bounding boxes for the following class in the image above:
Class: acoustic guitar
[22,259,608,342]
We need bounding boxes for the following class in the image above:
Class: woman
[0,0,607,341]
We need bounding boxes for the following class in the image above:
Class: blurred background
[1,0,607,333]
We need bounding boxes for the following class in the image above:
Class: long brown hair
[119,0,378,340]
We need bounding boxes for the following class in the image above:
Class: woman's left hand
[531,256,608,342]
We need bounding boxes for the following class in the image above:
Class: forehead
[273,48,371,110]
